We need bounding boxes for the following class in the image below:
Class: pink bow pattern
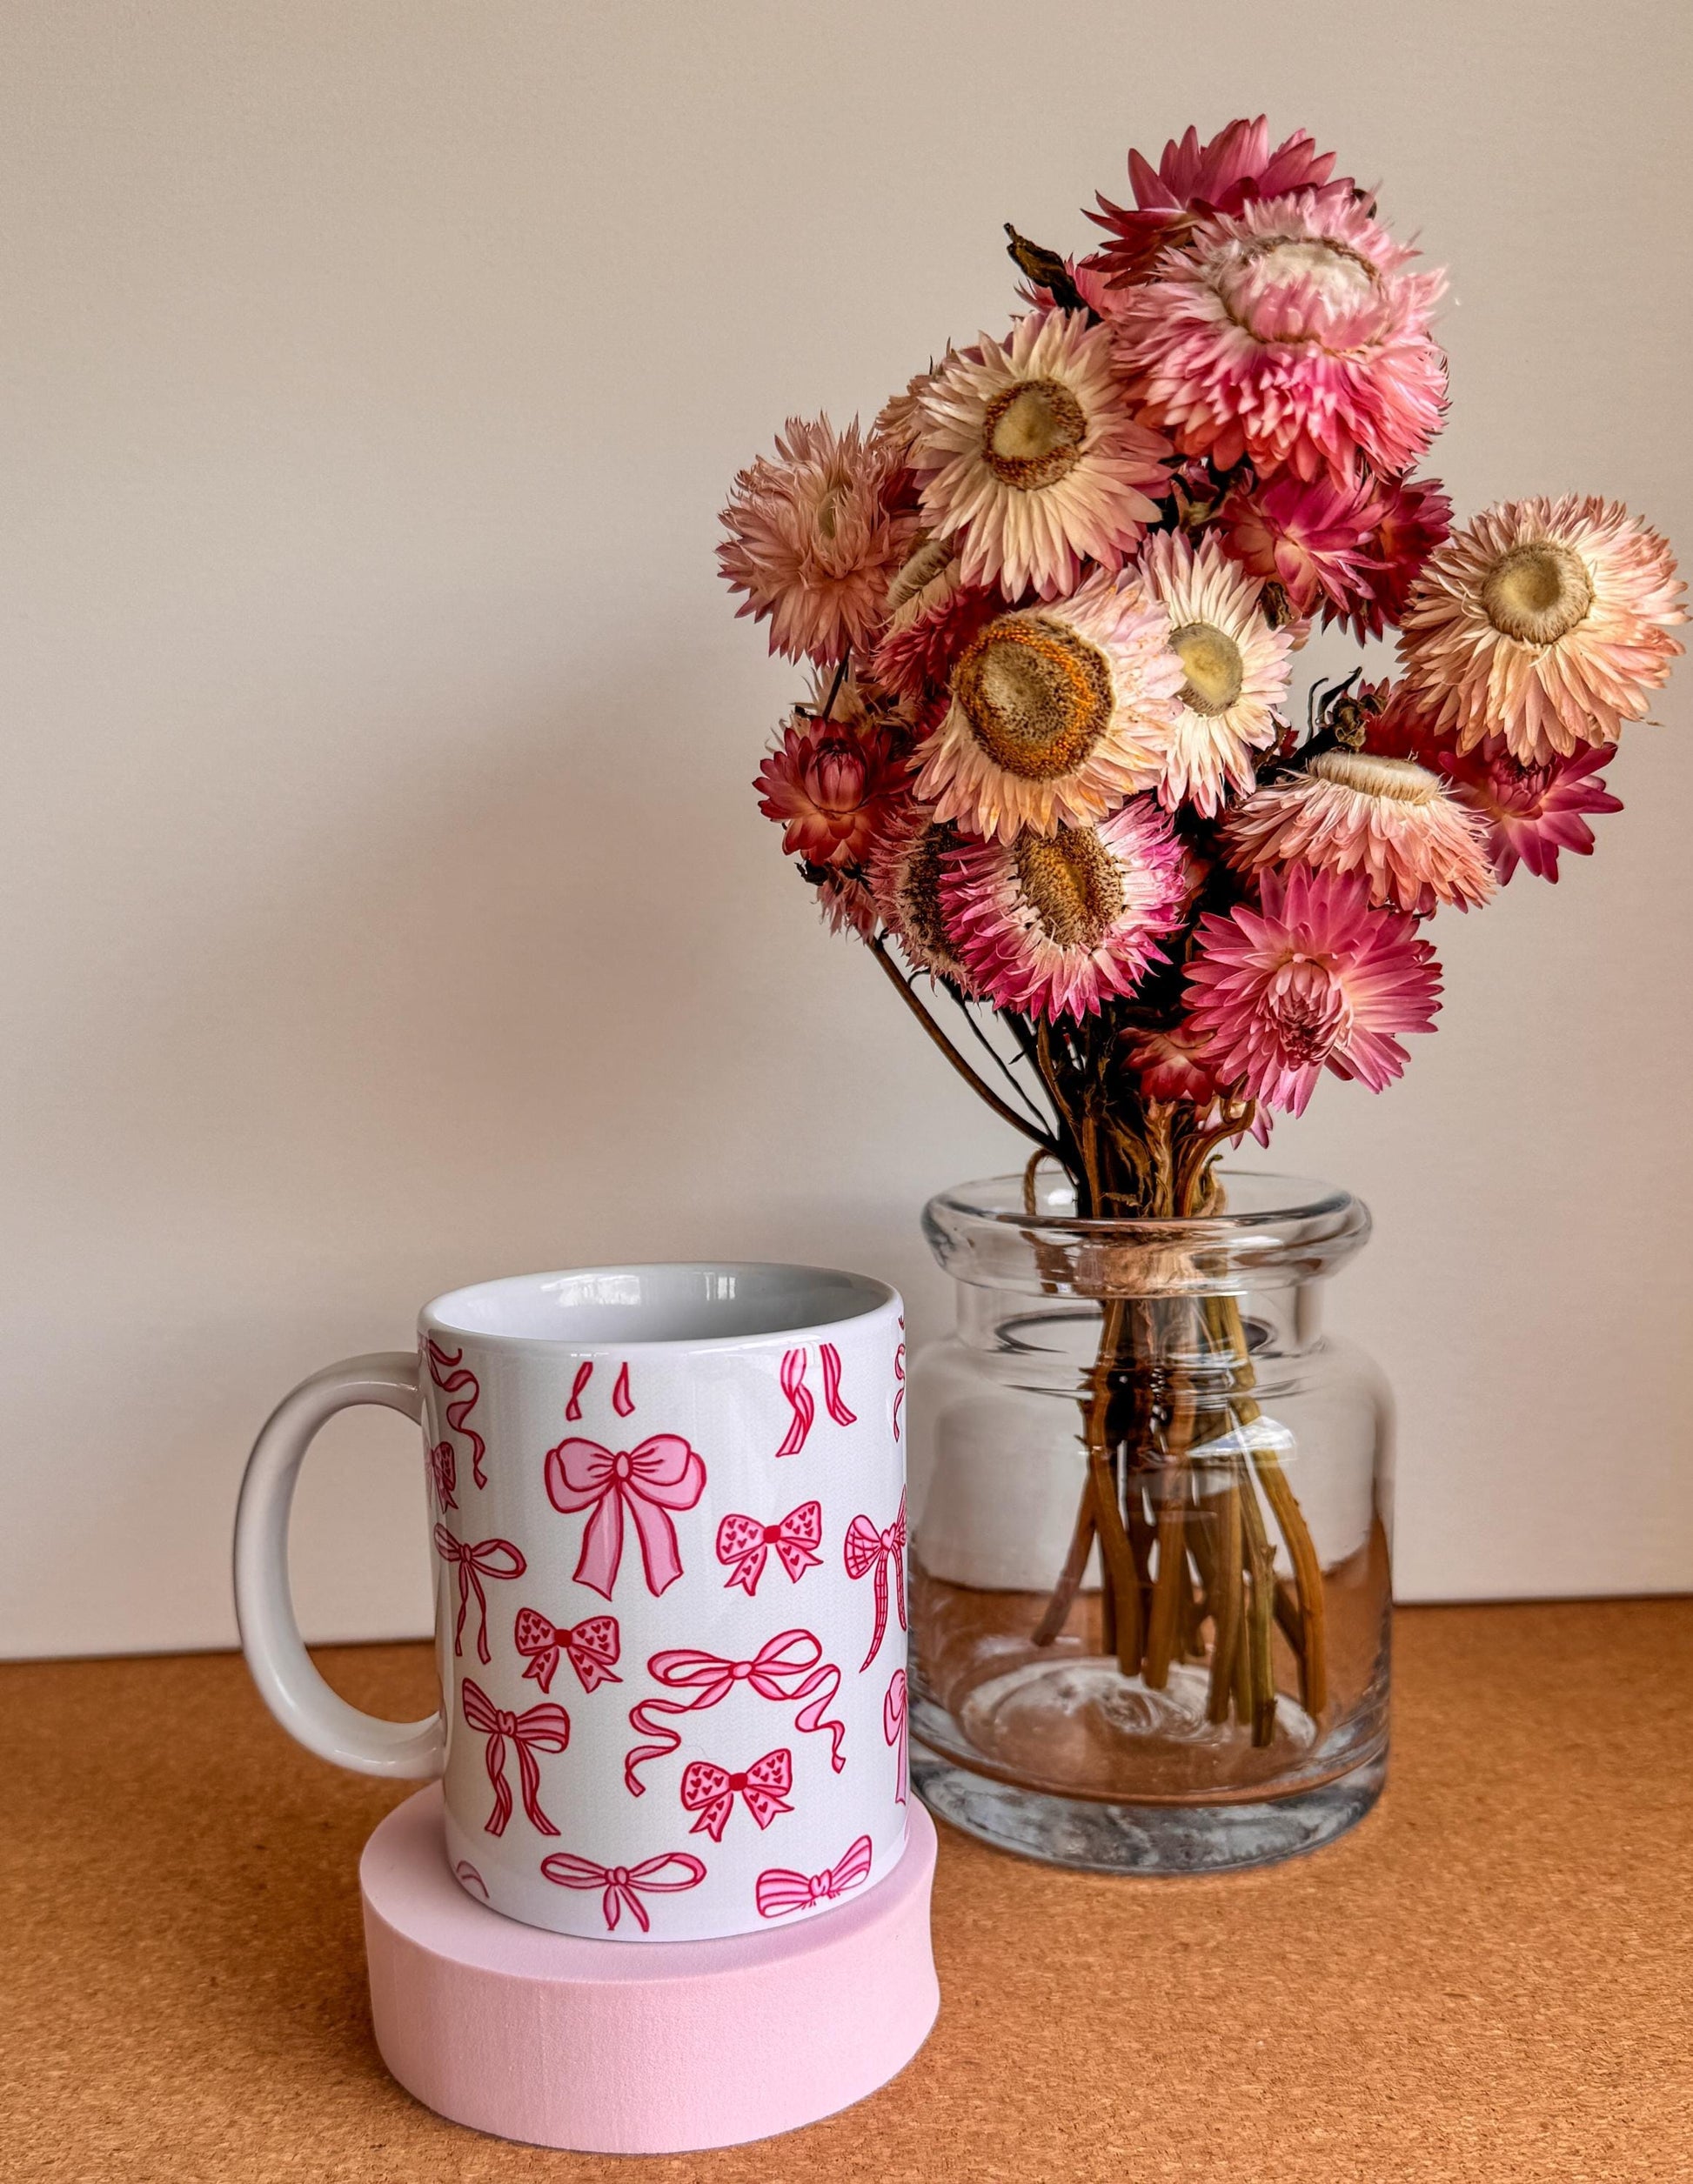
[884,1667,908,1806]
[539,1850,706,1934]
[425,1337,487,1490]
[544,1433,706,1600]
[756,1833,874,1920]
[460,1679,570,1836]
[844,1492,907,1672]
[625,1628,846,1793]
[513,1607,622,1695]
[679,1748,793,1842]
[715,1502,823,1596]
[893,1318,906,1443]
[773,1343,856,1457]
[432,1526,525,1663]
[426,1438,457,1512]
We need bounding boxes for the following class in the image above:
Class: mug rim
[419,1259,899,1354]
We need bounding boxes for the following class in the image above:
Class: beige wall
[3,0,1690,1655]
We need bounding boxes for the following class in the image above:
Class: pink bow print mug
[235,1263,908,1942]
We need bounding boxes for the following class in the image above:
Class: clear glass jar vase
[908,1167,1392,1874]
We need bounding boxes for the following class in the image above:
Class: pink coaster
[360,1786,940,2154]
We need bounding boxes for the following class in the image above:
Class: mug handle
[233,1352,445,1780]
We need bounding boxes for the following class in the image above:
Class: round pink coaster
[360,1786,940,2154]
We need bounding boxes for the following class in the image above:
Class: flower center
[1266,956,1351,1065]
[1014,825,1125,951]
[900,824,959,964]
[1481,541,1593,645]
[1307,751,1440,805]
[980,378,1087,491]
[954,615,1114,779]
[1168,621,1245,716]
[1223,234,1379,345]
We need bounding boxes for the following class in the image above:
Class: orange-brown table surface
[3,1601,1690,2182]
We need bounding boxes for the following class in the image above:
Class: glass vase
[908,1167,1392,1874]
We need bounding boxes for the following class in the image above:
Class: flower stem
[867,938,1060,1155]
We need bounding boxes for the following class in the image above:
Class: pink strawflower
[941,796,1188,1020]
[1185,865,1442,1114]
[1114,191,1447,486]
[1122,1021,1225,1104]
[1089,117,1350,288]
[867,799,977,987]
[911,311,1171,600]
[1361,475,1453,636]
[1222,750,1496,914]
[1217,471,1386,620]
[719,417,918,666]
[1122,1020,1274,1143]
[754,712,907,869]
[871,554,1003,706]
[1426,737,1623,885]
[1397,494,1685,761]
[913,571,1182,843]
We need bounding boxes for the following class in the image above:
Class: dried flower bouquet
[719,118,1683,1744]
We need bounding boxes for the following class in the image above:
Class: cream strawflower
[1223,751,1496,915]
[1136,531,1294,816]
[910,311,1172,599]
[1396,495,1685,762]
[913,572,1183,843]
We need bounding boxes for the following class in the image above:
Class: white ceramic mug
[235,1263,908,1941]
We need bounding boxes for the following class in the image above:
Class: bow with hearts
[714,1502,823,1596]
[512,1606,622,1695]
[544,1433,706,1600]
[679,1747,794,1842]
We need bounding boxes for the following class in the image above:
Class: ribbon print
[884,1667,908,1806]
[625,1628,846,1793]
[679,1748,793,1842]
[460,1679,570,1837]
[425,1337,487,1490]
[544,1433,706,1600]
[513,1606,621,1695]
[893,1318,906,1443]
[843,1491,907,1671]
[432,1526,525,1664]
[565,1361,592,1422]
[427,1438,457,1512]
[773,1343,856,1456]
[755,1834,873,1920]
[539,1850,706,1934]
[453,1860,490,1900]
[612,1363,634,1417]
[715,1501,823,1596]
[773,1349,813,1458]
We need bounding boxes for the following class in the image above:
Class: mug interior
[424,1262,893,1347]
